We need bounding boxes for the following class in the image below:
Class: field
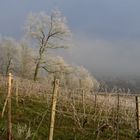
[0,76,138,140]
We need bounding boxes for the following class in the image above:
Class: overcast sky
[0,0,140,77]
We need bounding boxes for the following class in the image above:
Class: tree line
[0,10,99,92]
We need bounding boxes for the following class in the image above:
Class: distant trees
[0,36,99,92]
[25,10,71,81]
[42,56,99,93]
[64,66,100,92]
[42,55,73,87]
[0,38,34,78]
[0,10,99,93]
[43,56,72,75]
[0,37,20,75]
[19,42,35,78]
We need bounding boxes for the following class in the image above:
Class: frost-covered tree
[42,55,73,85]
[65,66,99,92]
[43,58,99,94]
[0,37,20,75]
[25,10,71,81]
[19,41,35,78]
[43,56,72,74]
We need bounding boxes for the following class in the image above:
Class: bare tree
[25,10,71,81]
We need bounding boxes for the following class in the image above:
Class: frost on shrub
[16,123,33,139]
[66,66,99,92]
[43,55,73,86]
[43,55,99,94]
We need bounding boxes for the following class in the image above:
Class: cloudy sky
[0,0,140,77]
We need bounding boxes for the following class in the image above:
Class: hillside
[0,78,137,140]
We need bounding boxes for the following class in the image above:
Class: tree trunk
[6,59,12,75]
[34,61,40,81]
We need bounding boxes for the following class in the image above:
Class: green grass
[0,90,137,140]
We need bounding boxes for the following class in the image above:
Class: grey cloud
[59,36,140,77]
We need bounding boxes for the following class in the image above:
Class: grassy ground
[0,89,137,140]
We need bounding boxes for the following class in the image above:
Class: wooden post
[16,79,19,106]
[82,89,85,116]
[48,78,59,140]
[1,73,13,139]
[116,93,120,140]
[1,73,12,118]
[136,96,140,140]
[94,93,97,108]
[82,89,86,128]
[7,73,12,140]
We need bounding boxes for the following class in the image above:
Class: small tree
[42,55,73,85]
[25,10,71,81]
[0,37,20,75]
[19,41,35,79]
[65,66,100,92]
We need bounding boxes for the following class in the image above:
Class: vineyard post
[48,78,59,140]
[16,79,19,106]
[116,93,120,140]
[7,73,12,140]
[82,89,85,117]
[136,96,140,140]
[94,92,97,108]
